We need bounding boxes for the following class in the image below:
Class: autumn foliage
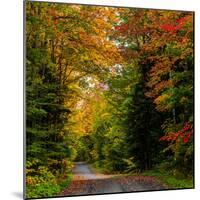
[26,2,194,198]
[160,122,193,143]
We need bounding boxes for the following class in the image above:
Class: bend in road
[72,162,112,180]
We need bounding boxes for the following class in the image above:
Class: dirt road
[72,162,112,180]
[60,162,165,196]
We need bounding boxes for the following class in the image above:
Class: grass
[89,161,193,190]
[90,162,121,175]
[57,173,73,192]
[26,173,73,199]
[141,170,194,189]
[90,162,193,189]
[90,162,122,180]
[90,162,109,174]
[26,182,61,199]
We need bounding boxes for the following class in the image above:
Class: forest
[25,1,194,198]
